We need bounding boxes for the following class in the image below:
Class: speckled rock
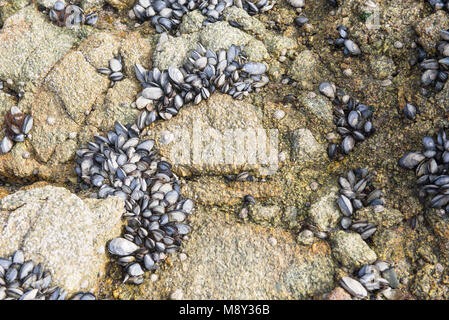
[371,228,409,266]
[87,78,140,131]
[145,93,278,177]
[330,230,377,269]
[0,186,124,294]
[369,55,396,79]
[249,203,282,226]
[80,0,106,10]
[119,32,154,76]
[410,264,449,299]
[289,50,325,90]
[353,206,404,229]
[181,177,282,206]
[263,34,298,57]
[289,128,325,164]
[0,0,30,21]
[280,249,336,299]
[0,92,16,120]
[45,51,109,123]
[415,10,449,54]
[222,7,267,36]
[36,0,57,7]
[309,188,341,232]
[28,88,80,163]
[436,81,449,110]
[0,5,77,89]
[78,32,122,71]
[426,209,449,242]
[179,10,207,34]
[0,86,79,182]
[0,24,150,182]
[297,92,334,125]
[153,33,200,70]
[296,230,315,246]
[199,22,268,61]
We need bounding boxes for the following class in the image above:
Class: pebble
[344,39,361,55]
[301,230,313,238]
[170,288,183,300]
[22,152,30,159]
[160,131,175,145]
[278,151,287,162]
[343,68,353,77]
[394,41,404,49]
[273,109,286,120]
[294,16,309,27]
[404,103,417,120]
[47,117,56,126]
[310,181,319,191]
[69,132,77,139]
[268,237,277,245]
[179,253,188,262]
[307,91,317,99]
[326,132,338,141]
[150,274,158,282]
[288,0,305,8]
[239,207,249,219]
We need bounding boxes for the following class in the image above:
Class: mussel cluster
[97,56,125,88]
[48,1,98,28]
[340,261,398,299]
[427,0,449,11]
[337,168,384,240]
[0,250,95,300]
[132,0,275,33]
[133,43,269,121]
[319,83,375,159]
[75,121,193,284]
[417,30,449,92]
[0,107,33,155]
[331,25,361,56]
[399,129,449,214]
